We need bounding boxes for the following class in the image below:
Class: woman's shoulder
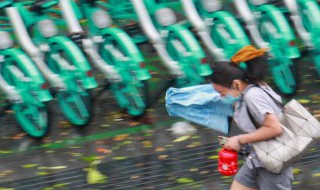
[243,86,265,99]
[244,85,282,103]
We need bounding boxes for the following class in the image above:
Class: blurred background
[0,0,320,189]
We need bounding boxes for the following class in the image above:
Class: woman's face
[212,83,241,97]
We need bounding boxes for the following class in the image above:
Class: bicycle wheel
[259,17,297,95]
[46,44,93,126]
[57,89,92,126]
[111,82,146,116]
[2,64,50,139]
[100,35,146,116]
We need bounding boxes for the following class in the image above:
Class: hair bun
[231,45,268,65]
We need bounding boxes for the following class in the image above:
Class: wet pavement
[0,44,320,190]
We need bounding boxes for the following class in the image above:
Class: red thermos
[218,148,238,176]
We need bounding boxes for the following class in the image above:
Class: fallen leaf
[82,155,103,163]
[113,134,129,141]
[37,172,50,176]
[38,166,67,170]
[186,142,202,148]
[70,153,82,157]
[293,168,302,175]
[12,133,26,140]
[313,110,320,114]
[95,141,105,145]
[86,168,108,184]
[173,135,191,143]
[191,136,201,139]
[22,164,38,168]
[0,170,14,177]
[158,155,168,160]
[312,173,320,177]
[96,148,111,154]
[176,177,194,184]
[142,140,153,148]
[129,121,140,126]
[101,124,111,128]
[69,146,82,149]
[0,151,13,154]
[208,155,219,160]
[130,175,140,180]
[189,168,199,172]
[297,99,311,104]
[113,156,127,161]
[200,171,209,175]
[309,148,317,152]
[53,183,70,188]
[313,114,320,118]
[155,147,165,152]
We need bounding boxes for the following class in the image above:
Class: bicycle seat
[0,0,14,9]
[30,0,58,12]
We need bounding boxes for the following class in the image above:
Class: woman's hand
[223,136,242,151]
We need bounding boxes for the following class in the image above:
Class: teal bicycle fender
[298,0,320,52]
[48,36,98,89]
[101,28,151,80]
[101,28,144,63]
[298,0,320,27]
[166,25,212,76]
[258,5,295,41]
[258,4,300,58]
[2,48,52,102]
[210,11,250,48]
[166,24,205,59]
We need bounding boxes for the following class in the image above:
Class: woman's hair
[209,54,269,87]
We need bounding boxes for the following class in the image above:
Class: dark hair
[209,54,269,87]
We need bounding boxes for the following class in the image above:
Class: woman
[210,45,293,190]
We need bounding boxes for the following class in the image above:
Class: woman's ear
[231,80,241,91]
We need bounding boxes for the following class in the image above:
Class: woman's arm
[224,113,283,151]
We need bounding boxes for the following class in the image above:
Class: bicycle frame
[283,0,320,76]
[6,7,66,90]
[59,0,150,116]
[181,0,250,60]
[6,1,97,126]
[131,0,212,87]
[12,1,97,90]
[233,0,300,58]
[0,6,53,138]
[231,0,300,95]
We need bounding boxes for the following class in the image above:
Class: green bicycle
[0,1,52,139]
[283,0,320,76]
[130,0,212,87]
[6,0,98,126]
[58,0,151,116]
[231,0,301,95]
[181,0,250,62]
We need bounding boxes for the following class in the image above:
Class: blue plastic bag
[165,84,234,135]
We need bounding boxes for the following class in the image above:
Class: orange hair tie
[231,45,268,65]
